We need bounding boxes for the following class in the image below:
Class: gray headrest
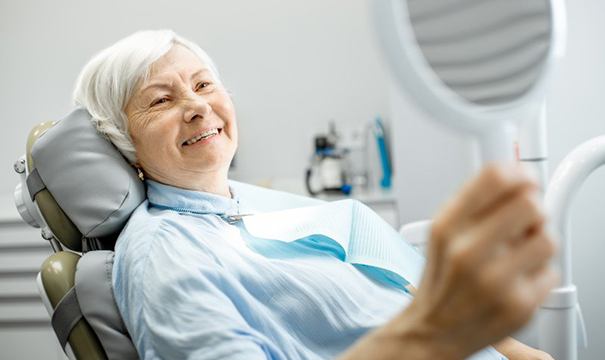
[31,108,145,238]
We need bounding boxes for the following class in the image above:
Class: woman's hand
[495,337,554,360]
[399,164,557,358]
[341,164,558,360]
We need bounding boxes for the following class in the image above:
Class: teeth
[185,128,219,145]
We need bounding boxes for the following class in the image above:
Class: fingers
[528,266,559,307]
[412,163,558,356]
[486,234,558,328]
[436,164,538,234]
[509,231,557,274]
[427,164,543,286]
[509,265,559,327]
[469,187,545,253]
[473,208,555,311]
[436,186,545,274]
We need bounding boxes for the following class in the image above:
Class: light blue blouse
[112,180,505,360]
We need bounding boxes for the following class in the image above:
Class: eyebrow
[140,69,212,94]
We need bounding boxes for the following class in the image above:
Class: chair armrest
[399,220,432,254]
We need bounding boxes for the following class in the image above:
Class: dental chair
[13,108,144,360]
[13,108,328,360]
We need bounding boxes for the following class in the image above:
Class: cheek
[130,116,176,153]
[127,122,147,154]
[224,107,238,139]
[213,92,236,122]
[212,99,237,137]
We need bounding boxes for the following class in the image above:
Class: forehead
[147,44,209,80]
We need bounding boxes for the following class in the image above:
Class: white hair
[73,29,221,163]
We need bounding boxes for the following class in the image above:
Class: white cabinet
[0,217,65,360]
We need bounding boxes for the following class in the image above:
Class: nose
[183,93,211,123]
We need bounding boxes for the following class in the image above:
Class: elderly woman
[73,30,556,360]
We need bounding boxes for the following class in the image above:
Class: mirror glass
[406,0,552,106]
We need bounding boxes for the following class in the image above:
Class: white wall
[388,1,605,359]
[0,0,389,198]
[0,1,389,358]
[3,0,603,359]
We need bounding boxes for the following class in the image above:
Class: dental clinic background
[1,0,603,359]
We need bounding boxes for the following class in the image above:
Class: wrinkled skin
[125,45,237,196]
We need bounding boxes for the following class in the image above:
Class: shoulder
[114,201,232,283]
[114,203,189,293]
[120,200,180,237]
[112,201,228,315]
[115,202,213,270]
[114,201,177,260]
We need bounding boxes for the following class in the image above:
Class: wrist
[382,303,467,360]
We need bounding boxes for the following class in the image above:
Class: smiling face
[125,45,237,194]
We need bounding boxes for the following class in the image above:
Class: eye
[150,97,169,107]
[195,81,212,91]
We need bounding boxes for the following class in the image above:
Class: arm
[339,164,557,360]
[494,338,554,360]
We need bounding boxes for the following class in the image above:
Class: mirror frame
[373,0,567,134]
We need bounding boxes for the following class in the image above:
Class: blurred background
[1,0,603,358]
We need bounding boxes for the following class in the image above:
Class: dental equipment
[372,0,576,359]
[540,137,605,359]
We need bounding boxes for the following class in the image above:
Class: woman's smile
[182,128,223,147]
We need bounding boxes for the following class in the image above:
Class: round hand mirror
[374,0,566,163]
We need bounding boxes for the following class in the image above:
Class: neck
[189,175,231,197]
[147,168,231,198]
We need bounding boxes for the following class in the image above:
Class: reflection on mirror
[375,0,559,163]
[407,0,551,106]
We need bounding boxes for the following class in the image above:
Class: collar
[146,179,240,216]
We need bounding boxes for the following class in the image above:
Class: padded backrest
[76,251,139,359]
[40,250,139,360]
[40,251,109,360]
[27,108,146,251]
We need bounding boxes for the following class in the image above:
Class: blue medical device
[374,116,392,189]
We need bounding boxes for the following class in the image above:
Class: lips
[183,128,223,146]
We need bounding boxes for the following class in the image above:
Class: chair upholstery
[40,252,107,360]
[23,110,142,359]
